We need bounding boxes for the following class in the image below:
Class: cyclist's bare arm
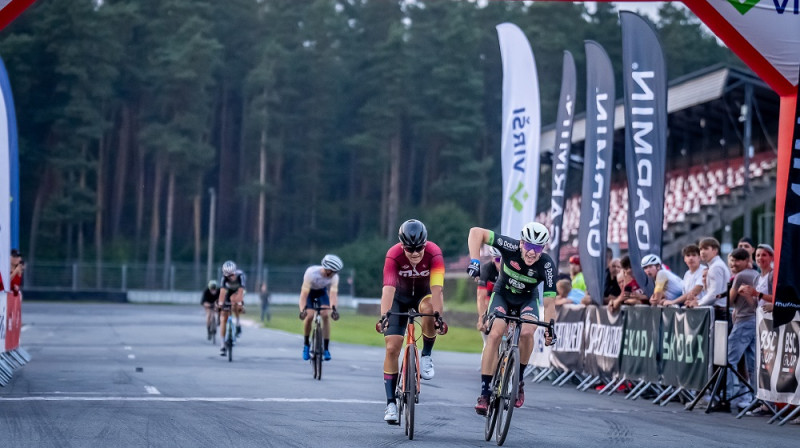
[380,285,396,316]
[218,288,228,308]
[477,288,488,328]
[329,276,340,308]
[467,227,492,259]
[299,286,310,312]
[430,285,444,315]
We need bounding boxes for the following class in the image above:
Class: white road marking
[21,325,29,332]
[144,386,161,395]
[124,346,132,350]
[0,397,387,404]
[127,354,135,359]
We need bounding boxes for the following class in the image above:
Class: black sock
[303,335,309,346]
[324,339,329,351]
[384,373,398,404]
[520,363,528,376]
[421,336,435,357]
[481,374,493,397]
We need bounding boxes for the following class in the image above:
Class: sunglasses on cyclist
[493,257,501,263]
[403,245,425,253]
[522,241,544,254]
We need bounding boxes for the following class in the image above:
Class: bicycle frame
[485,312,555,446]
[307,303,330,380]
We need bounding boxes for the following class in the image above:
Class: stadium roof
[540,64,776,153]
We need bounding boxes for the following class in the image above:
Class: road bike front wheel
[495,351,518,446]
[405,347,417,440]
[314,320,323,380]
[484,357,504,441]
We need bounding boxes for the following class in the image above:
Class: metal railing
[25,262,355,295]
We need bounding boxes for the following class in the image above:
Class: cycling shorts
[384,292,432,337]
[487,290,538,322]
[305,289,330,309]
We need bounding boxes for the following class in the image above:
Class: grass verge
[249,305,483,354]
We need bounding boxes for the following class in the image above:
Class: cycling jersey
[478,262,499,297]
[301,265,339,294]
[486,231,556,300]
[383,242,445,301]
[219,270,246,302]
[201,288,219,305]
[654,269,683,300]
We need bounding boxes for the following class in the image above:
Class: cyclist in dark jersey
[476,246,501,348]
[218,260,246,357]
[201,280,220,340]
[467,221,555,414]
[378,219,447,424]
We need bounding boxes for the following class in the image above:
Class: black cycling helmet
[398,219,427,248]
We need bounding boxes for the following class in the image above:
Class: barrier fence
[529,304,799,425]
[0,291,30,387]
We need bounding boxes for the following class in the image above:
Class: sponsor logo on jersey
[545,262,552,269]
[509,278,525,290]
[510,261,521,270]
[399,269,430,278]
[402,265,410,269]
[528,269,534,277]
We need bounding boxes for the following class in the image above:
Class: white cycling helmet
[208,280,218,289]
[321,254,343,272]
[222,260,237,276]
[641,254,662,268]
[487,246,501,258]
[520,222,550,245]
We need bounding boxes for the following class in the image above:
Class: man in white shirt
[642,254,683,305]
[687,237,731,322]
[664,244,704,307]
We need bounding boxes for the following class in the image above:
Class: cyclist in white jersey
[641,255,683,305]
[299,254,343,361]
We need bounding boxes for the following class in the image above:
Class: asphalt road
[0,303,795,447]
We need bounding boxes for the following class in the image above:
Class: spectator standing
[726,248,759,406]
[689,237,731,322]
[737,237,758,271]
[641,255,683,306]
[609,255,647,311]
[260,281,271,322]
[569,255,586,292]
[740,244,774,313]
[555,278,585,306]
[665,244,705,307]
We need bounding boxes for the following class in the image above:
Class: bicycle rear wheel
[226,317,234,362]
[405,348,417,440]
[495,351,518,446]
[209,314,218,345]
[314,320,323,380]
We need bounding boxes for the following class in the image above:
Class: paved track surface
[0,303,795,447]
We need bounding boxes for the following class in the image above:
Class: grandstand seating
[537,151,777,258]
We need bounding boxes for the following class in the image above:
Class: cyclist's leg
[481,292,509,376]
[219,308,230,347]
[517,298,540,367]
[417,294,436,355]
[383,296,409,404]
[204,304,213,328]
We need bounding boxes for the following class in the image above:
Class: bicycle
[220,303,236,362]
[379,309,446,440]
[300,302,338,380]
[484,311,555,446]
[206,304,218,345]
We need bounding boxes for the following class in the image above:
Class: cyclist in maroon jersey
[377,219,447,424]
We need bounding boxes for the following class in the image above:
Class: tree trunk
[256,127,267,286]
[386,133,400,240]
[236,97,249,262]
[146,157,163,288]
[217,84,231,235]
[111,104,131,240]
[193,177,202,287]
[134,143,146,262]
[380,158,389,239]
[162,168,175,289]
[268,133,284,246]
[95,136,105,288]
[77,143,88,265]
[27,166,54,285]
